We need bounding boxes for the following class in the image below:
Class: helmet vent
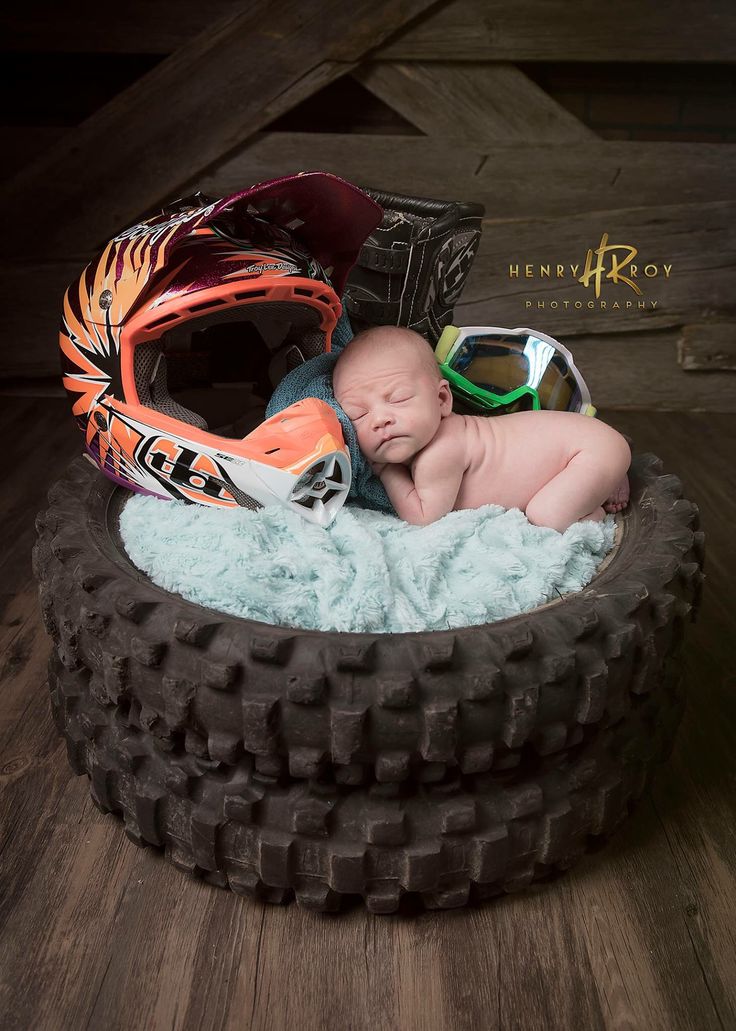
[149,312,180,329]
[233,289,268,300]
[189,299,227,313]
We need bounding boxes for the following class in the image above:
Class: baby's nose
[371,408,395,430]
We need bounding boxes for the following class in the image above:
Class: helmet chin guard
[60,172,383,525]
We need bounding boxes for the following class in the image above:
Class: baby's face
[334,344,452,464]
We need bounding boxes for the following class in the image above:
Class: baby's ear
[438,379,453,415]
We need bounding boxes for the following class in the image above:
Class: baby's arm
[376,433,467,526]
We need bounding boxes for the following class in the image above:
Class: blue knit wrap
[265,308,395,513]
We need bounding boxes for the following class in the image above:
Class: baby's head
[333,326,453,464]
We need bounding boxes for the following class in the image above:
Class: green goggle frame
[434,325,596,417]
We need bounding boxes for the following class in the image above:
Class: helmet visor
[448,331,583,413]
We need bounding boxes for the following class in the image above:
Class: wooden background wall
[1,0,735,411]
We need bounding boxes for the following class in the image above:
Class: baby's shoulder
[412,414,467,471]
[433,413,472,451]
[437,411,466,435]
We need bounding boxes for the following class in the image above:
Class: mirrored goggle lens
[450,333,582,412]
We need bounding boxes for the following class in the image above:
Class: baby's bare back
[449,410,620,512]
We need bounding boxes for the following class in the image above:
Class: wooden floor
[1,397,734,1031]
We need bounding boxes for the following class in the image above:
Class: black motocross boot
[342,187,485,346]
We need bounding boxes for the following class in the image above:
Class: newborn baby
[332,326,631,532]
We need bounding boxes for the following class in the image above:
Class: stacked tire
[32,451,705,913]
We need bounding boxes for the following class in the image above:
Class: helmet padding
[134,342,209,430]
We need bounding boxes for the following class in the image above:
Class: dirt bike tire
[32,451,704,785]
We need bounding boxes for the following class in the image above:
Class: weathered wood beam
[678,324,736,372]
[0,128,67,183]
[0,0,446,262]
[377,0,736,62]
[6,132,733,230]
[552,328,736,412]
[195,133,736,218]
[454,199,735,336]
[0,1,242,54]
[353,61,596,141]
[5,198,732,376]
[5,324,735,412]
[3,0,733,60]
[4,133,734,380]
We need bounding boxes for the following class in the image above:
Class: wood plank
[377,0,736,62]
[354,61,596,141]
[595,409,736,1031]
[5,194,732,382]
[0,1,242,53]
[0,128,68,183]
[0,588,54,757]
[3,134,734,387]
[198,134,736,220]
[3,0,734,60]
[537,329,736,413]
[0,402,80,763]
[8,132,734,259]
[455,199,736,337]
[678,324,736,372]
[0,0,445,263]
[2,327,736,411]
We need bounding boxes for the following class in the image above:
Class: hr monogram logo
[578,233,672,298]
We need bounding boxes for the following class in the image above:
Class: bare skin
[604,475,631,512]
[333,331,631,532]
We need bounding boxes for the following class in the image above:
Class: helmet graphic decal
[208,211,333,287]
[141,438,239,506]
[85,399,141,478]
[61,201,220,418]
[61,317,123,419]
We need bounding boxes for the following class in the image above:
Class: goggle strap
[435,325,460,364]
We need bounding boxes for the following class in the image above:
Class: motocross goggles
[434,325,596,417]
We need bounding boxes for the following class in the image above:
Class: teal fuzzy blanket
[119,496,617,633]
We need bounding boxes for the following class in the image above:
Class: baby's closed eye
[344,396,413,420]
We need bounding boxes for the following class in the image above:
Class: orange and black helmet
[59,171,383,517]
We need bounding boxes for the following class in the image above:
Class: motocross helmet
[60,171,384,525]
